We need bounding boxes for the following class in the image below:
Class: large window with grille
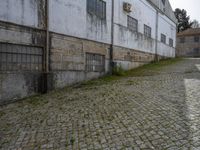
[0,43,43,72]
[87,0,106,20]
[127,16,138,32]
[144,25,151,38]
[161,34,166,44]
[86,53,105,72]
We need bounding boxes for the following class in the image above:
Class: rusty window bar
[0,43,43,72]
[86,53,105,72]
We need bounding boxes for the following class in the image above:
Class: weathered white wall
[113,0,176,57]
[158,14,176,46]
[0,0,176,56]
[113,0,157,54]
[49,0,112,44]
[157,14,176,57]
[0,0,39,27]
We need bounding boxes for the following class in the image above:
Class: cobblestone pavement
[1,58,200,150]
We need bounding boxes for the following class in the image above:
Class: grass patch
[125,58,183,77]
[25,95,48,107]
[0,111,6,118]
[70,137,75,145]
[74,58,183,88]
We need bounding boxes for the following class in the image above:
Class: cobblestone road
[1,58,200,150]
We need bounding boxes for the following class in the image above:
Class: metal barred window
[0,43,43,72]
[180,37,185,43]
[87,0,106,20]
[162,0,166,5]
[169,38,173,47]
[86,53,105,72]
[161,34,166,44]
[144,25,151,38]
[193,48,200,56]
[127,16,138,32]
[194,36,199,42]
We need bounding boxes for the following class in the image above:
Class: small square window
[169,38,173,47]
[194,36,199,42]
[87,0,106,20]
[127,16,138,32]
[180,37,185,43]
[144,25,151,38]
[86,53,105,72]
[162,0,166,5]
[161,34,166,44]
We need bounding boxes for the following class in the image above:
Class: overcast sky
[169,0,200,22]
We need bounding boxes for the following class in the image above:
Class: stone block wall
[176,36,200,57]
[113,46,156,70]
[49,33,110,89]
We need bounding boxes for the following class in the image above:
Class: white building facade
[0,0,177,103]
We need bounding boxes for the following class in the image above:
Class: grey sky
[169,0,200,22]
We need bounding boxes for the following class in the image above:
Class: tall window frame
[127,16,138,32]
[169,38,173,47]
[87,0,106,20]
[161,34,166,44]
[144,25,151,38]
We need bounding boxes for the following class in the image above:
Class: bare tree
[192,19,200,28]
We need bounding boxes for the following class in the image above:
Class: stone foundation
[0,24,171,104]
[113,46,156,70]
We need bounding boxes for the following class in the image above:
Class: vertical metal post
[110,0,115,72]
[46,0,49,73]
[155,10,159,62]
[41,0,50,93]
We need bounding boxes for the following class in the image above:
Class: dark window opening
[87,0,106,20]
[180,37,185,43]
[144,25,151,38]
[161,34,166,44]
[193,48,200,57]
[194,36,199,42]
[0,43,43,72]
[169,38,173,47]
[127,16,138,32]
[162,0,166,5]
[86,53,105,72]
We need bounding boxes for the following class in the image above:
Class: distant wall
[176,36,200,57]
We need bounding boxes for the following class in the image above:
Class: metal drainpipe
[43,0,49,93]
[46,0,50,73]
[155,9,159,62]
[110,0,114,73]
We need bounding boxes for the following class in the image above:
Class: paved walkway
[1,58,200,150]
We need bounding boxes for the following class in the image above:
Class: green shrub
[112,65,126,76]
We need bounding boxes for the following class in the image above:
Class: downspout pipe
[42,0,50,93]
[110,0,114,73]
[155,9,159,62]
[46,0,50,73]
